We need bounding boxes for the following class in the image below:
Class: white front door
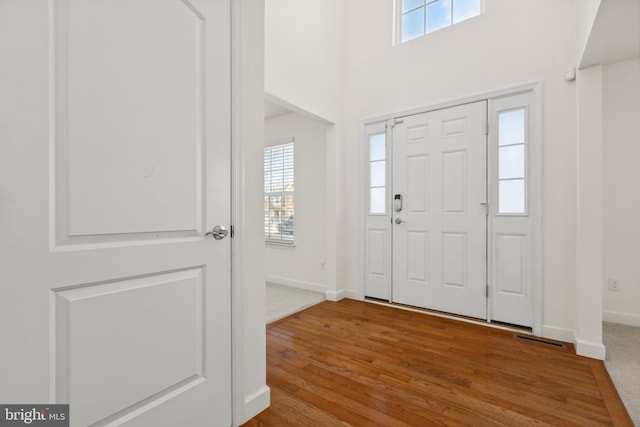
[0,1,231,426]
[392,101,487,319]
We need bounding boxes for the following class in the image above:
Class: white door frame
[362,83,542,336]
[231,0,244,424]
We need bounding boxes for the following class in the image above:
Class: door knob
[395,218,406,224]
[206,225,228,240]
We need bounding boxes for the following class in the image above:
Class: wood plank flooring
[242,300,632,426]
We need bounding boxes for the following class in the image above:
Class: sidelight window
[497,108,526,214]
[369,133,387,214]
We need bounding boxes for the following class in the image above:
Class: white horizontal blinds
[369,133,386,214]
[498,108,526,214]
[264,142,294,243]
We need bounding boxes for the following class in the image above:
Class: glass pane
[370,187,386,214]
[499,179,525,214]
[499,109,525,146]
[403,0,424,13]
[283,194,294,219]
[370,161,385,187]
[499,144,525,180]
[402,7,425,42]
[280,205,294,240]
[266,195,282,239]
[426,0,451,33]
[370,133,386,161]
[453,0,481,23]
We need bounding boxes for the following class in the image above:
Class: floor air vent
[513,334,566,349]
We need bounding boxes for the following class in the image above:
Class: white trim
[241,386,271,425]
[576,339,606,360]
[265,241,295,248]
[231,0,245,425]
[326,288,362,302]
[266,275,327,294]
[362,82,541,126]
[530,84,543,337]
[542,325,576,344]
[603,310,640,327]
[265,136,294,148]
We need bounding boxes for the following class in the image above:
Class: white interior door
[0,1,231,426]
[392,101,487,319]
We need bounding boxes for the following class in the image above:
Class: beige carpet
[603,322,640,426]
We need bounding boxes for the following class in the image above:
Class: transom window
[264,142,294,243]
[400,0,482,43]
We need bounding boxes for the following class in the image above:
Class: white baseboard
[266,275,327,294]
[344,289,364,300]
[576,339,606,360]
[542,325,575,344]
[240,385,270,425]
[603,310,640,327]
[325,288,362,302]
[325,289,345,301]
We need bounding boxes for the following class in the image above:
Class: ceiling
[264,99,292,120]
[580,0,640,68]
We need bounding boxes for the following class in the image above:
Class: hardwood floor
[243,300,632,427]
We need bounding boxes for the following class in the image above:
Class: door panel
[489,92,537,328]
[364,122,391,300]
[392,101,487,319]
[55,269,204,426]
[0,0,231,425]
[58,0,205,238]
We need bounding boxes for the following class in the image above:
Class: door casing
[362,83,542,335]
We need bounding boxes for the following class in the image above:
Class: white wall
[265,0,345,123]
[603,57,640,327]
[575,64,606,358]
[239,0,269,423]
[264,0,346,299]
[577,0,602,65]
[342,0,580,339]
[265,112,328,292]
[262,0,629,357]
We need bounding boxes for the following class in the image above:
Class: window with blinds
[264,142,294,243]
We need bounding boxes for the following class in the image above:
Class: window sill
[265,241,296,249]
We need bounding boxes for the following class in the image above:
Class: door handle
[206,225,228,240]
[395,218,406,224]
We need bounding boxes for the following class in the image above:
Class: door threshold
[363,297,533,335]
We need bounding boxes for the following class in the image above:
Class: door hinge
[230,225,235,238]
[485,122,489,135]
[388,118,404,129]
[486,284,489,297]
